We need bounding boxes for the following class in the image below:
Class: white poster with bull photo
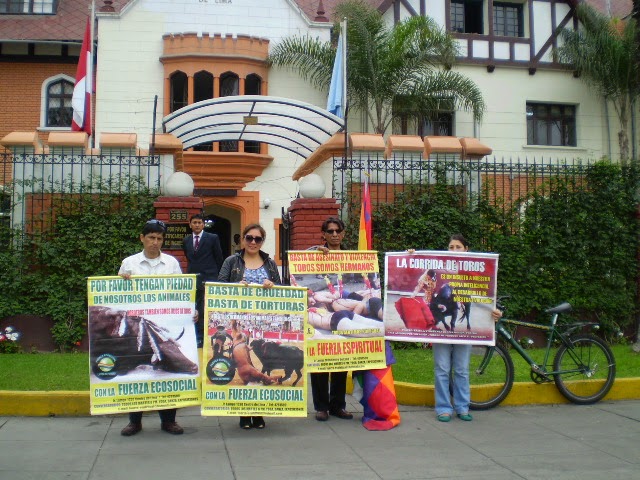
[87,274,200,415]
[384,251,498,345]
[201,282,307,417]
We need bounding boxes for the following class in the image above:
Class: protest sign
[201,283,307,417]
[87,274,200,415]
[384,251,498,345]
[288,250,386,372]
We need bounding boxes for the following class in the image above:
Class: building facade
[0,0,634,254]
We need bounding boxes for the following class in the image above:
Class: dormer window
[0,0,57,15]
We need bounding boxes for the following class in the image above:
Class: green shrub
[0,175,157,351]
[343,160,639,340]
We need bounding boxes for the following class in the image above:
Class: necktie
[194,235,200,250]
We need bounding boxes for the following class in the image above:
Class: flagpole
[89,0,96,148]
[341,18,348,165]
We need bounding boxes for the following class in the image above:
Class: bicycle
[465,299,616,410]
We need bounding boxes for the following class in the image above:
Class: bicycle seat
[545,302,572,314]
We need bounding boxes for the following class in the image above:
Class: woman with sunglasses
[218,223,282,430]
[310,217,354,422]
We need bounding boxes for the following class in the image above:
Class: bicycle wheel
[553,334,616,404]
[468,344,514,410]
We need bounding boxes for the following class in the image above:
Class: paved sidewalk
[0,397,638,480]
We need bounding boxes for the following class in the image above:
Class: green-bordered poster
[87,275,200,415]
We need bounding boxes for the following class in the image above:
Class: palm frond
[267,36,335,89]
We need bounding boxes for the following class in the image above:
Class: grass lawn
[391,344,640,385]
[0,344,638,390]
[0,353,90,391]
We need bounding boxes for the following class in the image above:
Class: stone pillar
[153,196,204,271]
[287,197,340,250]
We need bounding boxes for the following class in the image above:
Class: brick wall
[288,198,340,250]
[0,62,77,145]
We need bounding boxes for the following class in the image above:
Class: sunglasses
[146,219,166,230]
[244,234,264,244]
[325,229,343,234]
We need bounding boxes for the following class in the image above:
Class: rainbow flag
[352,343,400,431]
[358,178,372,250]
[353,176,401,431]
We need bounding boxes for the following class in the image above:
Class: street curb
[392,377,639,406]
[1,378,638,416]
[0,391,90,417]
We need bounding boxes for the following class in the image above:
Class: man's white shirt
[119,251,182,275]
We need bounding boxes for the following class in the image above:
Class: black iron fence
[280,206,292,285]
[1,147,161,235]
[333,152,600,237]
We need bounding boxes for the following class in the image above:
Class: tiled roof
[586,0,632,18]
[98,0,381,23]
[0,0,633,43]
[0,0,92,42]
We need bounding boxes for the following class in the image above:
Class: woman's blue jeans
[433,343,471,415]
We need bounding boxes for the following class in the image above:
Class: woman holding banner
[426,234,501,422]
[310,217,353,422]
[218,223,281,430]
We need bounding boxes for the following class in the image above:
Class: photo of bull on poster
[201,282,308,417]
[384,251,498,345]
[87,274,200,415]
[288,250,386,372]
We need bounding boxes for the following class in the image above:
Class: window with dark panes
[219,72,239,97]
[170,71,188,113]
[421,112,454,136]
[493,2,523,37]
[395,97,454,137]
[244,74,262,153]
[526,103,576,146]
[0,0,56,14]
[219,72,239,152]
[194,71,213,103]
[450,0,484,34]
[192,71,215,151]
[46,79,73,127]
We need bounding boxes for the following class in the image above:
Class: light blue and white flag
[327,22,346,119]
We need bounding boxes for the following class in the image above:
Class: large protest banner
[384,251,498,345]
[201,282,307,417]
[87,275,200,415]
[288,250,386,372]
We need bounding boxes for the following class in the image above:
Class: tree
[555,4,640,165]
[268,0,485,134]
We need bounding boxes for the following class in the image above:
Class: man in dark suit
[182,214,224,347]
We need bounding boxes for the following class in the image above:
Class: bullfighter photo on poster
[384,251,499,345]
[87,274,200,415]
[288,250,386,372]
[201,282,307,417]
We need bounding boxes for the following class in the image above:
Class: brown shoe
[315,410,329,421]
[330,409,353,420]
[120,422,142,436]
[161,421,184,435]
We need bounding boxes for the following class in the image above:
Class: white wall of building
[94,0,627,222]
[95,0,331,148]
[459,65,614,160]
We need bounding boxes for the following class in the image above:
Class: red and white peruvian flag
[71,18,92,135]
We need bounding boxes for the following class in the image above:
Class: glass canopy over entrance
[163,95,344,158]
